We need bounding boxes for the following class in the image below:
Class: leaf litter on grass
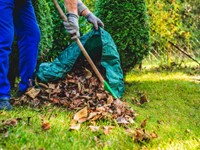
[9,59,157,142]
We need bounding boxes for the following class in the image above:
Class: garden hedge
[96,0,150,73]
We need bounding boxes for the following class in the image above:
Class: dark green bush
[33,0,54,62]
[96,0,150,73]
[46,0,71,58]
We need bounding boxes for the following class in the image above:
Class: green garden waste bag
[36,28,124,98]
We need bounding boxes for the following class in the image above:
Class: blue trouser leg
[0,0,40,98]
[14,0,40,92]
[0,1,15,99]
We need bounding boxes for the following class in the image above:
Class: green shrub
[96,0,150,73]
[45,0,71,59]
[33,0,54,62]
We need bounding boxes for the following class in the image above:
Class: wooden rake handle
[52,0,104,83]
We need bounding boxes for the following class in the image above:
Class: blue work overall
[0,0,40,99]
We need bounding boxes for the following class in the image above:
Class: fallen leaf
[4,131,9,138]
[103,126,115,135]
[107,95,113,104]
[74,107,88,121]
[141,119,147,128]
[91,114,101,121]
[48,83,56,89]
[84,68,92,79]
[125,129,134,135]
[41,122,51,130]
[150,131,158,138]
[87,112,99,120]
[2,119,18,127]
[185,129,191,133]
[78,117,87,123]
[88,126,100,132]
[70,120,81,131]
[140,93,149,104]
[96,93,107,100]
[133,129,143,142]
[26,87,40,99]
[116,117,129,124]
[96,107,106,112]
[38,83,48,89]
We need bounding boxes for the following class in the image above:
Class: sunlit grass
[1,66,200,149]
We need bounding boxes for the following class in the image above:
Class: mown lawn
[0,65,200,150]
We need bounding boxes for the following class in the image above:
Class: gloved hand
[85,13,104,30]
[63,13,80,40]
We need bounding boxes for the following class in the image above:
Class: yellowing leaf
[74,107,88,121]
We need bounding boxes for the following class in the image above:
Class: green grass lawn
[0,66,200,150]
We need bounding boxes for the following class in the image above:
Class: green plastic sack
[36,28,124,98]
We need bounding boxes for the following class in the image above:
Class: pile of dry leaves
[12,60,136,127]
[9,60,157,142]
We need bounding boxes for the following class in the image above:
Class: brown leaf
[26,87,40,99]
[70,120,81,131]
[96,93,107,100]
[107,95,114,104]
[41,122,51,130]
[38,83,49,89]
[84,68,92,79]
[2,119,18,127]
[140,93,149,104]
[74,107,88,121]
[141,119,148,128]
[125,129,134,135]
[96,107,106,112]
[116,117,129,124]
[91,114,101,121]
[48,83,56,89]
[77,82,82,92]
[133,129,143,141]
[126,116,135,124]
[87,112,99,120]
[50,98,60,104]
[67,79,77,84]
[113,99,124,108]
[150,131,158,139]
[78,117,87,123]
[103,126,115,135]
[88,126,100,132]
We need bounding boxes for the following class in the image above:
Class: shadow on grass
[123,71,200,148]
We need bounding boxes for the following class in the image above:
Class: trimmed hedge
[33,0,54,62]
[96,0,150,73]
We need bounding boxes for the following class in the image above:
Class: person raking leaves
[0,0,104,111]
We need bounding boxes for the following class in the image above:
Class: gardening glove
[63,13,80,40]
[85,13,104,30]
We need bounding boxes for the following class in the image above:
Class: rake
[52,0,118,99]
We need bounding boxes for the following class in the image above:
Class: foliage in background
[33,0,54,62]
[180,0,200,57]
[96,0,150,73]
[146,0,200,65]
